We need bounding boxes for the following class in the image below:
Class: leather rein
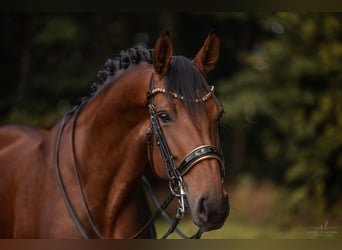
[54,73,225,239]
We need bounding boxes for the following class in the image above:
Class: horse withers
[0,31,229,238]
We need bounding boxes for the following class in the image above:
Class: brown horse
[0,31,229,238]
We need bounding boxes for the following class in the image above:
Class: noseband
[146,74,225,219]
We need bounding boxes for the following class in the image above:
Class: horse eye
[157,111,171,123]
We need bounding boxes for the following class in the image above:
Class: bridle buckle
[169,177,187,219]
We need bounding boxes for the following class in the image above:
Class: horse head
[147,31,229,232]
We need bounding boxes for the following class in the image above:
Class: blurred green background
[0,13,341,238]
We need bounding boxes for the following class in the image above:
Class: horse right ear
[153,31,173,79]
[193,30,220,75]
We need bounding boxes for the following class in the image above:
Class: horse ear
[193,30,220,74]
[153,31,173,78]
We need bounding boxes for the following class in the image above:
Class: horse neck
[67,63,152,232]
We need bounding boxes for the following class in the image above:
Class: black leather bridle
[145,73,225,223]
[146,74,225,178]
[54,73,225,239]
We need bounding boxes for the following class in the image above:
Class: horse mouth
[186,194,230,232]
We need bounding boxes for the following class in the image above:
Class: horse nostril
[197,193,230,226]
[197,196,209,222]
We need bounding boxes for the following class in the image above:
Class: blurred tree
[218,13,342,224]
[0,13,163,127]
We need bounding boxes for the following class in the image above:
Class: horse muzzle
[193,191,230,232]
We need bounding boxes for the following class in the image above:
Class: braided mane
[87,46,153,98]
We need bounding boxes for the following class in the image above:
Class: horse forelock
[165,56,212,116]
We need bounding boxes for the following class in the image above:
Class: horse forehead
[173,98,220,126]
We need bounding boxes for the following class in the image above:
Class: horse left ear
[153,31,174,79]
[193,30,220,74]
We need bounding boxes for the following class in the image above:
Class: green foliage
[218,13,342,223]
[34,17,78,44]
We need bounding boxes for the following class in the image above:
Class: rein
[55,100,105,239]
[54,73,225,239]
